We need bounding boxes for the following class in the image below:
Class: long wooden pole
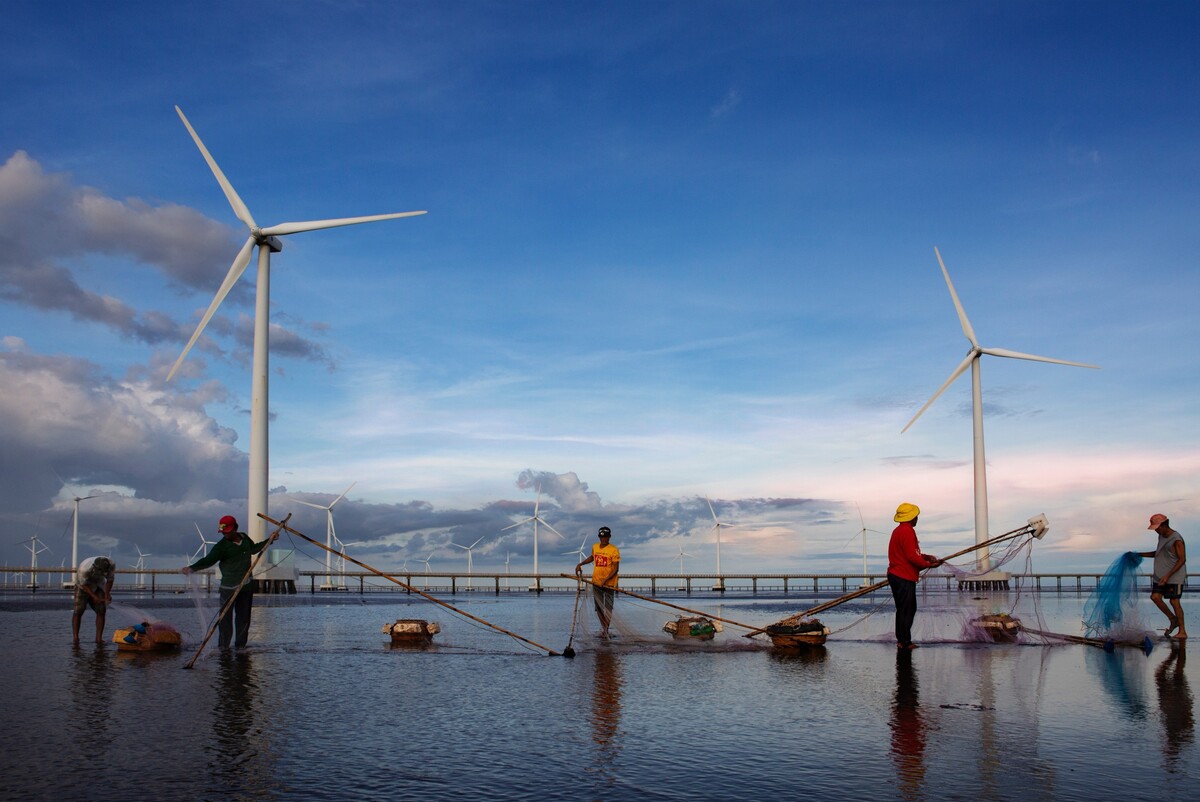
[744,520,1043,638]
[559,574,759,631]
[261,514,563,657]
[183,513,291,668]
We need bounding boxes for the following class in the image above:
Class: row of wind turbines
[53,109,1096,582]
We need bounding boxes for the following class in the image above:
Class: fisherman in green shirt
[181,515,277,648]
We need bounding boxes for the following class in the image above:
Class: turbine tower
[501,490,564,592]
[296,482,357,591]
[903,247,1098,570]
[167,107,425,543]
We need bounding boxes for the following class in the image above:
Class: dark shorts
[592,585,616,614]
[73,587,105,615]
[1152,582,1183,600]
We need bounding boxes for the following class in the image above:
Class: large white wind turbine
[501,490,564,591]
[166,107,425,544]
[296,482,357,591]
[903,247,1098,570]
[63,493,99,588]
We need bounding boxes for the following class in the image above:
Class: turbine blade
[175,106,257,230]
[979,347,1099,369]
[901,351,976,433]
[295,499,327,510]
[330,481,357,507]
[705,495,718,523]
[934,247,979,348]
[260,211,426,237]
[501,517,534,532]
[539,520,566,540]
[166,236,257,382]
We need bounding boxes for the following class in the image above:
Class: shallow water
[2,590,1195,800]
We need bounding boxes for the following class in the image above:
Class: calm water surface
[1,590,1195,801]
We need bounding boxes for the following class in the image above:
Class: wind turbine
[296,482,357,591]
[903,247,1098,569]
[706,495,734,592]
[134,545,152,589]
[501,491,565,591]
[453,535,486,591]
[842,504,883,588]
[564,537,589,563]
[504,551,511,590]
[676,547,695,591]
[166,107,425,544]
[24,536,49,590]
[415,552,434,590]
[333,534,361,590]
[191,522,217,561]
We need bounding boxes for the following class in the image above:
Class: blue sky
[2,1,1197,577]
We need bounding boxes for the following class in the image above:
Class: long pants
[888,573,917,647]
[218,584,254,648]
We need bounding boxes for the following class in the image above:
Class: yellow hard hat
[894,503,920,523]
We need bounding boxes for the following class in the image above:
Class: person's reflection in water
[1155,644,1194,771]
[587,650,625,789]
[69,644,113,765]
[889,649,928,800]
[206,651,271,796]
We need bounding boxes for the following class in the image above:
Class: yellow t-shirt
[591,543,620,588]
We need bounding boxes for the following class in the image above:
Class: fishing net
[1082,551,1145,638]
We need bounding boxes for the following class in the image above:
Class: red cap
[1148,513,1168,530]
[219,515,238,533]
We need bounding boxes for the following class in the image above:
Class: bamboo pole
[260,513,563,657]
[558,574,759,631]
[1021,626,1154,653]
[183,514,291,669]
[744,518,1046,638]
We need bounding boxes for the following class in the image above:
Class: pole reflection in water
[890,650,927,800]
[1155,644,1194,771]
[587,649,625,789]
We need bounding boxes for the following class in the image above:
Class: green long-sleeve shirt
[188,532,270,588]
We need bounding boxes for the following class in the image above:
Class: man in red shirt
[887,503,941,649]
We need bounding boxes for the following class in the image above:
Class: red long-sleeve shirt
[887,522,937,582]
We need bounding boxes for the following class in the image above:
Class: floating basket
[662,616,722,640]
[112,622,182,652]
[383,619,441,644]
[765,619,830,648]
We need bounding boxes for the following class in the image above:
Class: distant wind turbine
[191,522,217,561]
[564,537,589,563]
[296,482,357,591]
[903,247,1098,569]
[24,536,49,590]
[415,551,434,590]
[333,535,361,590]
[166,106,425,544]
[706,495,734,592]
[452,535,486,591]
[676,547,695,575]
[502,490,564,591]
[134,545,152,589]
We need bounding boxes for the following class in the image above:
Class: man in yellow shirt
[575,526,620,638]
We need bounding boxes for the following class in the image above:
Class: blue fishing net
[1082,551,1143,637]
